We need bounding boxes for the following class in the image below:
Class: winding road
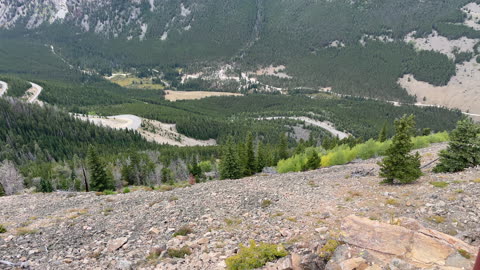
[25,82,43,104]
[0,81,7,97]
[74,114,142,130]
[259,116,350,139]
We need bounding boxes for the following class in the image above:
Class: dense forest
[89,95,463,142]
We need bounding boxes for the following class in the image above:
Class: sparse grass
[473,178,480,183]
[458,249,471,259]
[318,239,342,259]
[430,181,449,188]
[96,190,117,196]
[344,197,353,202]
[102,208,114,216]
[168,196,179,202]
[225,218,242,226]
[348,191,362,197]
[167,246,192,258]
[225,240,288,270]
[0,225,6,233]
[286,217,297,222]
[427,215,446,224]
[386,198,399,206]
[123,187,130,194]
[261,199,272,208]
[173,225,193,237]
[16,227,38,235]
[307,180,319,187]
[455,189,464,193]
[270,212,284,218]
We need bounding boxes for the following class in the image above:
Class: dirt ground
[164,90,242,101]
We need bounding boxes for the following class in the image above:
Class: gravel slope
[1,143,479,269]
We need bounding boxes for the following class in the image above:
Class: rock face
[326,215,477,269]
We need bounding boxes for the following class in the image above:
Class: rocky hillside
[0,143,479,269]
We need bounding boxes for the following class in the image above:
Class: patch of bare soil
[164,90,242,101]
[398,57,480,115]
[139,119,216,147]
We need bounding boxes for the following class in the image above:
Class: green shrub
[198,160,213,173]
[0,224,6,233]
[277,131,449,174]
[225,240,288,270]
[167,246,192,258]
[123,187,130,193]
[103,190,117,195]
[173,225,193,237]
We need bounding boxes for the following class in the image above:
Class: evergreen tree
[379,115,422,184]
[245,132,256,176]
[433,119,480,173]
[303,150,321,171]
[220,137,242,179]
[39,178,53,193]
[87,145,114,191]
[256,141,267,173]
[237,142,247,176]
[278,133,289,160]
[378,122,388,142]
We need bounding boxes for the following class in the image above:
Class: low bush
[173,225,193,237]
[167,246,192,258]
[277,132,449,173]
[0,224,6,233]
[225,240,288,270]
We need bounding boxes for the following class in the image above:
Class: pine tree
[256,141,267,173]
[378,122,388,142]
[433,119,480,173]
[87,145,114,191]
[379,115,422,184]
[245,132,256,176]
[220,137,242,179]
[303,150,321,171]
[278,133,289,160]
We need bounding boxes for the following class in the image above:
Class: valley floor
[1,143,479,269]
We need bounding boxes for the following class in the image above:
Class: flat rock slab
[340,215,476,269]
[107,237,128,252]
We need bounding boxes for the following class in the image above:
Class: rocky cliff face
[0,0,196,40]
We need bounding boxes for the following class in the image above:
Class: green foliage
[92,95,461,143]
[87,146,114,192]
[378,122,388,142]
[225,240,288,270]
[173,226,193,237]
[303,149,321,171]
[319,239,341,259]
[277,132,449,173]
[121,152,155,186]
[220,137,242,180]
[0,75,30,97]
[123,187,131,193]
[0,99,152,165]
[167,246,192,258]
[0,225,7,234]
[430,181,449,188]
[39,178,53,193]
[434,119,480,173]
[379,115,422,184]
[245,132,256,176]
[198,161,213,173]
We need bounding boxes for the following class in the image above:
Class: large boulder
[327,215,477,269]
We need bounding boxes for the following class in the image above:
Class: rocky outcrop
[326,215,477,270]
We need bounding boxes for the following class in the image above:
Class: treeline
[0,76,30,98]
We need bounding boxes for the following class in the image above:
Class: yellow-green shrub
[277,132,449,173]
[225,240,288,270]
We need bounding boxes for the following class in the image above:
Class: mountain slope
[0,143,479,269]
[1,0,478,103]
